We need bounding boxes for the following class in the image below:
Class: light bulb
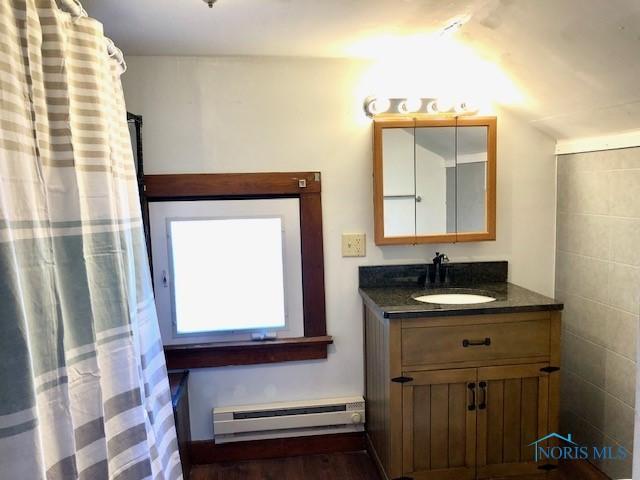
[434,98,454,113]
[454,101,468,113]
[454,101,480,114]
[426,100,439,114]
[464,101,479,114]
[398,98,423,114]
[371,97,391,115]
[364,97,391,116]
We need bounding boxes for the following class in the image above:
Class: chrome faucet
[426,252,450,286]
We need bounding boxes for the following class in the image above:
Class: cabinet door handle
[467,382,476,411]
[462,337,491,348]
[478,381,487,410]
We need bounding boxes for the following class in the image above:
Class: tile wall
[556,147,640,478]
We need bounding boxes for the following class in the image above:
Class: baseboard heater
[213,396,365,443]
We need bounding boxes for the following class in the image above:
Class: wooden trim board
[164,336,333,369]
[189,432,366,464]
[145,172,321,198]
[555,129,640,155]
[299,192,327,336]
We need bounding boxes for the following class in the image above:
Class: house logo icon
[528,433,577,461]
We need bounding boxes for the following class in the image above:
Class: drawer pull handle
[478,381,487,410]
[462,337,491,348]
[467,382,476,411]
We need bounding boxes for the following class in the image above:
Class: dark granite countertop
[359,282,563,319]
[358,262,562,319]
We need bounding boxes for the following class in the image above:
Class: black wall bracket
[540,366,560,373]
[391,376,413,384]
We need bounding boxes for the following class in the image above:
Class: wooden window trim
[144,172,331,368]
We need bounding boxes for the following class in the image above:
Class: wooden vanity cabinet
[363,307,561,480]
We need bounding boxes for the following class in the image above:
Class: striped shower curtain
[0,1,182,479]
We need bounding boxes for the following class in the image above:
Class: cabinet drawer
[402,319,550,367]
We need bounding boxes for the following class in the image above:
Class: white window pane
[169,217,286,334]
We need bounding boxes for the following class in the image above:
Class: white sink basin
[414,293,496,305]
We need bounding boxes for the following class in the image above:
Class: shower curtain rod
[58,0,127,74]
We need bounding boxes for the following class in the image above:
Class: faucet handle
[433,252,449,264]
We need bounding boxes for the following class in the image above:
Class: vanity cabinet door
[402,369,477,480]
[476,363,551,479]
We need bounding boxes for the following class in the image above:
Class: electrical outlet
[342,233,366,257]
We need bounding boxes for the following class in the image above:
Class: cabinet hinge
[540,366,560,373]
[391,376,413,384]
[538,464,558,471]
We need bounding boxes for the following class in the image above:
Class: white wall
[122,56,557,440]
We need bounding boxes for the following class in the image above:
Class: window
[168,217,286,335]
[144,172,330,368]
[150,198,304,345]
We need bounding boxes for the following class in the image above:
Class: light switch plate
[342,233,366,257]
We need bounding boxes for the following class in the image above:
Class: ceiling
[82,0,640,140]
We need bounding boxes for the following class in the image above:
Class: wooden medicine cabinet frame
[373,116,497,245]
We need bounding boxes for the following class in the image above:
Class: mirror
[456,125,488,234]
[414,126,456,236]
[381,126,416,237]
[374,117,496,245]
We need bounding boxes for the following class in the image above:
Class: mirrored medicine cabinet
[373,116,497,245]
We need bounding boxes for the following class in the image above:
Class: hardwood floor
[189,452,610,480]
[558,460,611,480]
[189,451,380,480]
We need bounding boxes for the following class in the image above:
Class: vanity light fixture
[397,98,423,114]
[433,98,454,113]
[364,97,392,116]
[364,96,479,117]
[454,101,468,113]
[425,100,440,114]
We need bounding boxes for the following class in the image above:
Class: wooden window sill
[164,336,333,369]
